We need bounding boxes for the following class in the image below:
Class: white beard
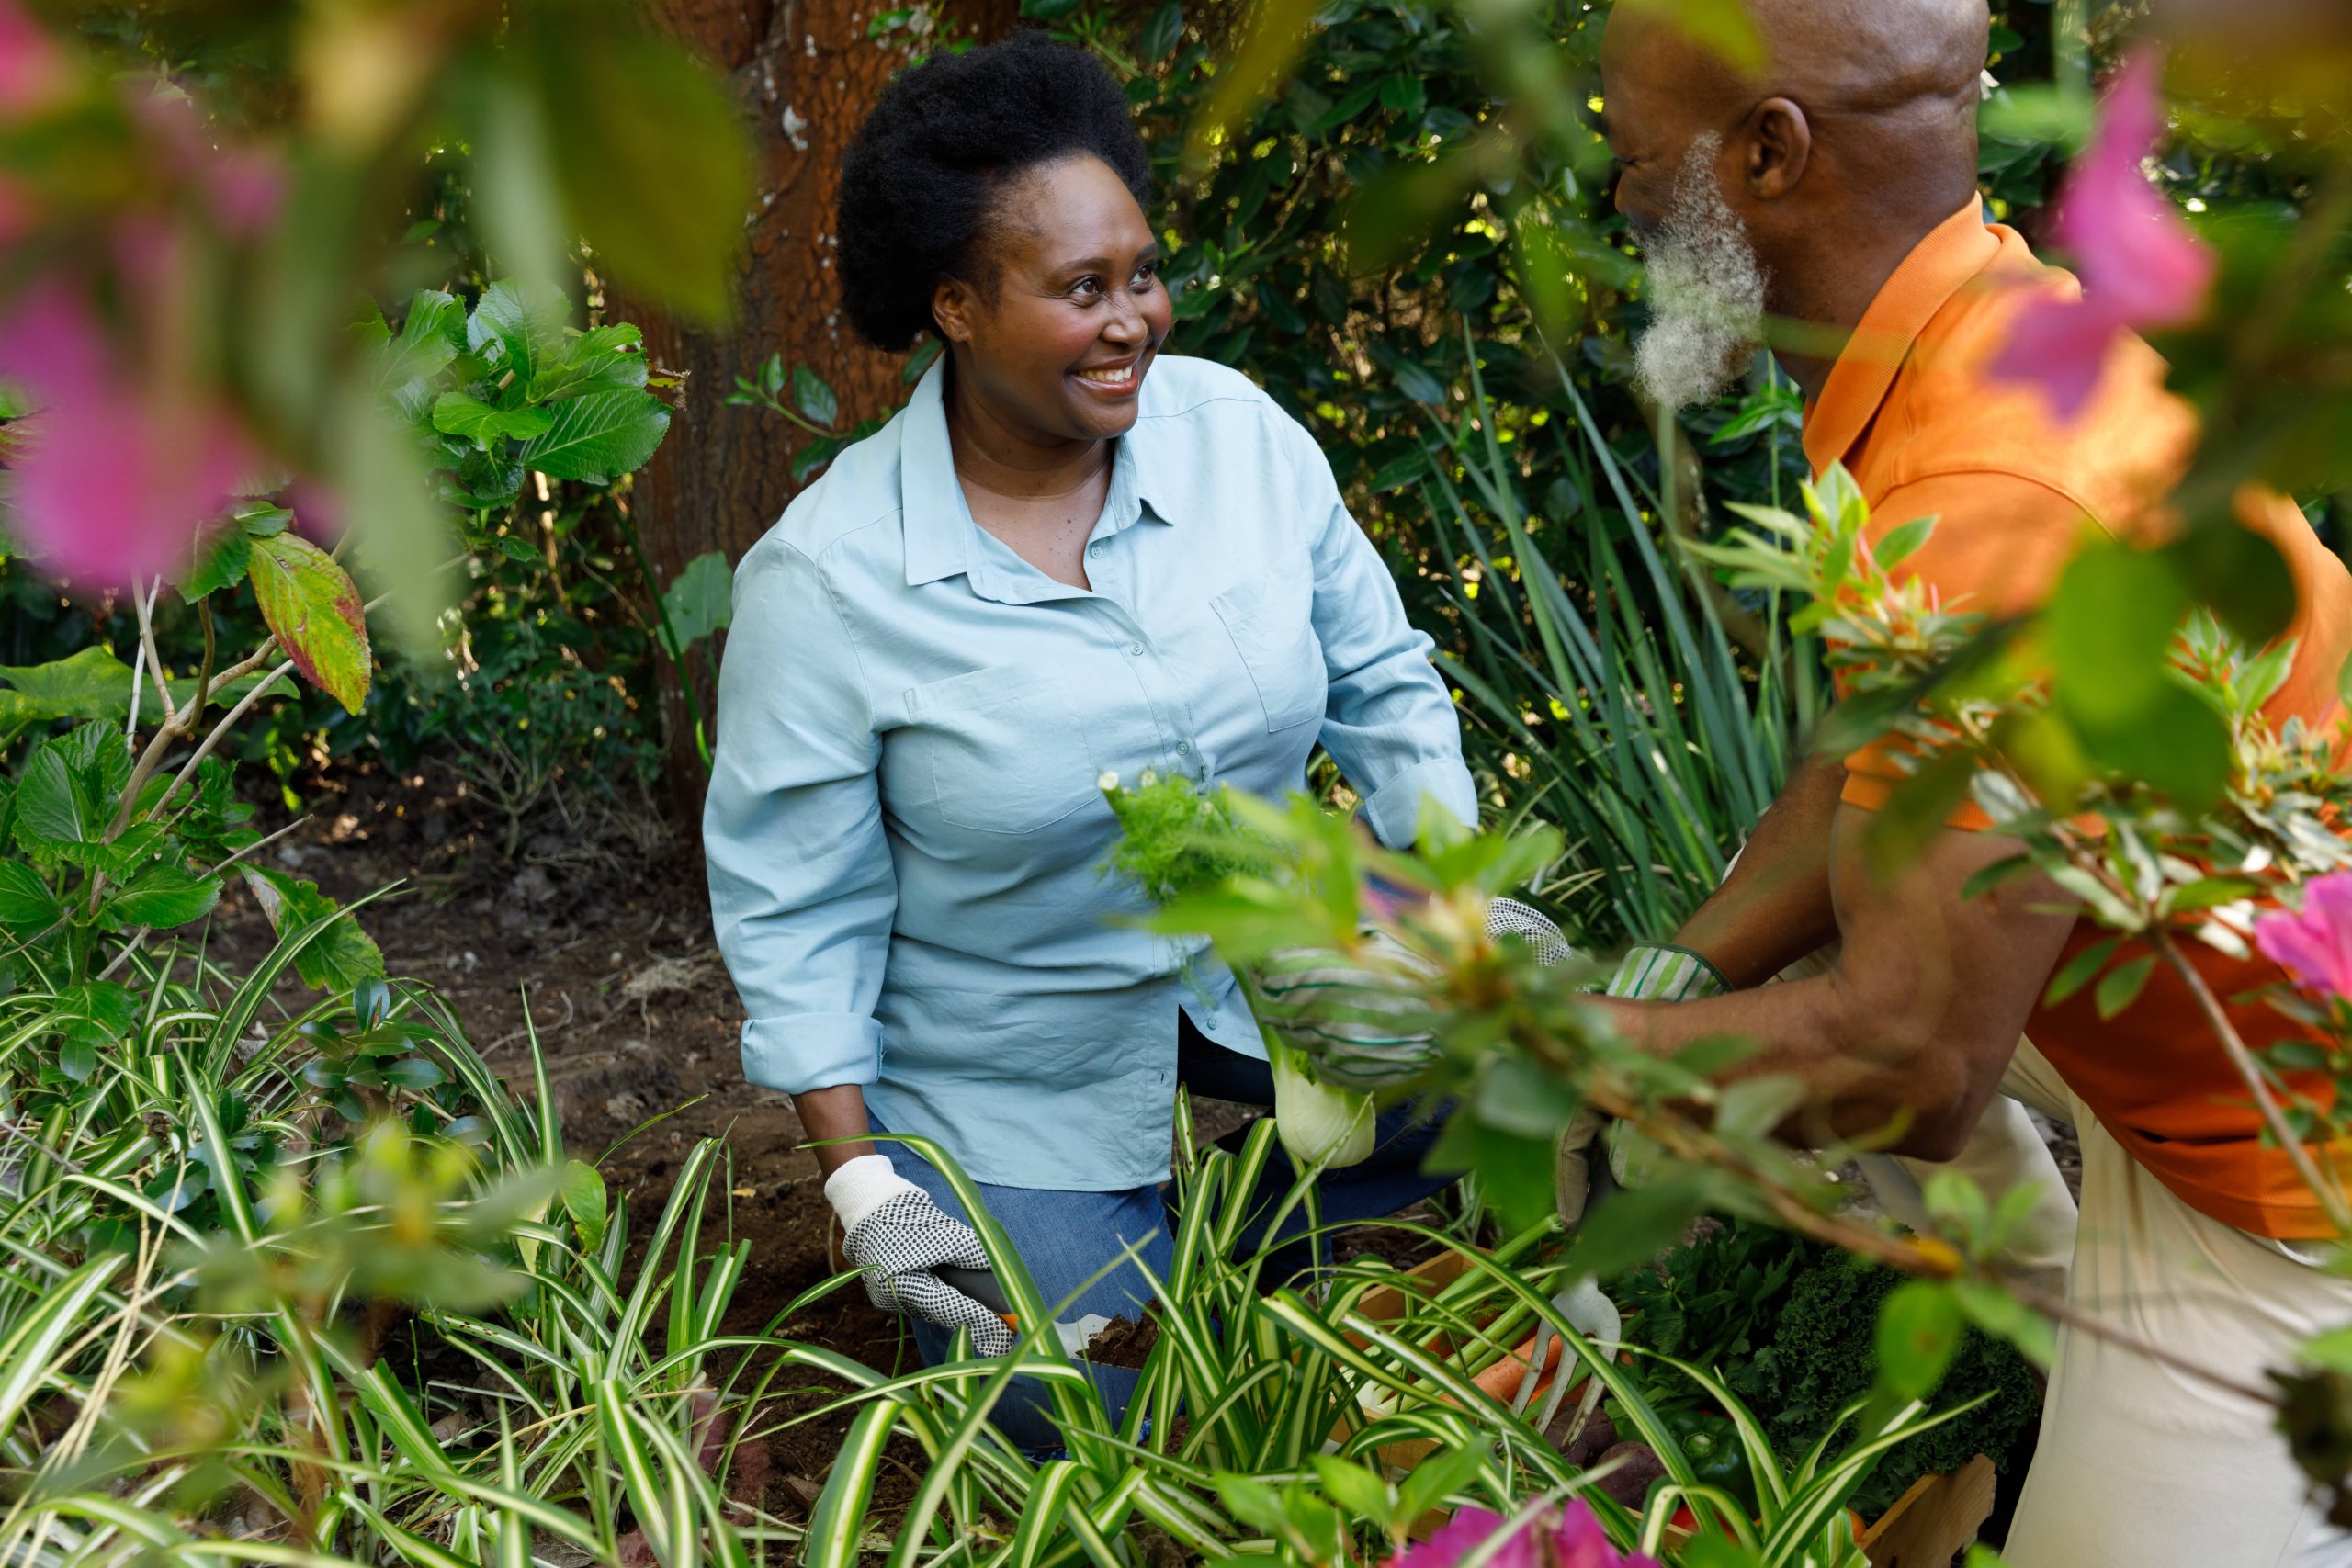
[1633,134,1770,413]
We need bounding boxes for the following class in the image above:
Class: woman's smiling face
[931,152,1171,446]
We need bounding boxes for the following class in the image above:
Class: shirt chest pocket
[1211,576,1326,733]
[896,665,1101,835]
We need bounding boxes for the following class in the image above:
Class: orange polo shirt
[1813,199,2352,1240]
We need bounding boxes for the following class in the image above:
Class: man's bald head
[1600,0,1992,391]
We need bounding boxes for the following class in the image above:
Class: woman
[704,32,1476,1439]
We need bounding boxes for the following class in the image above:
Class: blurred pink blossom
[2254,874,2352,1003]
[0,281,256,589]
[1388,1503,1660,1568]
[1990,48,2217,418]
[0,1,68,118]
[133,88,288,236]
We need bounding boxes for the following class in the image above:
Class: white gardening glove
[1255,897,1574,1091]
[1560,943,1736,1222]
[826,1155,1016,1359]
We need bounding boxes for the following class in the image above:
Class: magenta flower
[0,1,69,118]
[2254,874,2352,1004]
[1989,47,2217,418]
[0,281,257,590]
[1388,1502,1660,1568]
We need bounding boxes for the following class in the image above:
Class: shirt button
[1089,541,1105,558]
[1125,641,1144,657]
[1175,740,1192,756]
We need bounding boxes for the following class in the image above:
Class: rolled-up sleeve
[704,540,895,1093]
[1281,416,1477,846]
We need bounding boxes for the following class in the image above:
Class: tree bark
[609,0,1022,822]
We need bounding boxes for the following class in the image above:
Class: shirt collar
[899,355,1181,589]
[1801,198,2004,478]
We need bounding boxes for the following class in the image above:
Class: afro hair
[836,32,1152,352]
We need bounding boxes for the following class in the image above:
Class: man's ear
[1744,96,1813,200]
[932,276,978,344]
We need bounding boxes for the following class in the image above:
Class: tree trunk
[610,0,1022,824]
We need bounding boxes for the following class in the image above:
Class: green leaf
[1309,1455,1390,1521]
[384,1057,446,1090]
[0,862,61,927]
[106,862,222,929]
[466,280,566,386]
[1951,1279,2055,1368]
[239,866,386,992]
[2093,953,2155,1021]
[516,389,672,485]
[2046,542,2188,732]
[2168,519,2295,648]
[2043,935,2120,1008]
[1568,1172,1713,1280]
[1139,0,1184,61]
[2070,679,2232,814]
[1679,1538,1767,1568]
[0,647,140,731]
[1872,514,1937,571]
[662,551,734,653]
[180,527,253,598]
[431,391,557,446]
[562,1159,609,1252]
[532,24,752,322]
[791,434,847,487]
[1391,358,1447,406]
[12,745,98,849]
[1874,1280,1962,1402]
[250,533,372,714]
[791,365,839,428]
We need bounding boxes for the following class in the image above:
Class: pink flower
[0,281,257,590]
[1990,47,2217,419]
[1388,1502,1660,1568]
[133,88,288,237]
[2254,873,2352,1003]
[0,1,69,118]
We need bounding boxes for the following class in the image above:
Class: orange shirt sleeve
[1838,471,2106,827]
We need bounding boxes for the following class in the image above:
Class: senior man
[1590,1,2352,1561]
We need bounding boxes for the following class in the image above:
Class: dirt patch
[1082,1312,1161,1370]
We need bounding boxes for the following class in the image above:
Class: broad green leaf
[530,323,650,401]
[249,533,372,714]
[562,1158,609,1252]
[1873,514,1938,570]
[2093,953,2156,1020]
[792,434,847,486]
[517,388,672,484]
[240,865,386,992]
[0,647,141,730]
[792,365,839,428]
[2046,542,2187,732]
[12,745,98,849]
[533,25,752,322]
[1139,0,1184,60]
[2043,934,2120,1008]
[1951,1280,2055,1368]
[106,862,222,929]
[2070,680,2232,816]
[180,526,253,598]
[662,550,734,654]
[431,391,556,446]
[1874,1280,1962,1402]
[0,861,61,926]
[1567,1171,1714,1280]
[467,280,567,386]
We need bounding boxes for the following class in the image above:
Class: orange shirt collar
[1801,198,2003,477]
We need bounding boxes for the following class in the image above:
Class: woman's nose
[1102,291,1147,346]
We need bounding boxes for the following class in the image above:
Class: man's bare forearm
[1671,750,1846,987]
[795,1084,877,1177]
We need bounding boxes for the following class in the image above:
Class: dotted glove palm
[827,1155,1017,1359]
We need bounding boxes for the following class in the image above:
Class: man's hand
[826,1155,1017,1358]
[1600,803,2075,1160]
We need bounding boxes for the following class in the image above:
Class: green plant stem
[616,505,713,773]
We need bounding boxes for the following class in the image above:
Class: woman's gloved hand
[1558,944,1736,1224]
[825,1154,1017,1358]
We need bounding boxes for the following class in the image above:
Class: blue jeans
[868,1014,1454,1450]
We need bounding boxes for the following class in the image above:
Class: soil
[1081,1312,1162,1370]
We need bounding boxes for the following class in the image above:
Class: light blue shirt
[705,355,1476,1190]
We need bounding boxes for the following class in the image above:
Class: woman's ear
[932,276,978,344]
[1744,96,1813,200]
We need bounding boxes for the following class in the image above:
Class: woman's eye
[1132,262,1159,289]
[1071,276,1102,299]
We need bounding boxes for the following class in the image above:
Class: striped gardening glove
[1557,943,1734,1226]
